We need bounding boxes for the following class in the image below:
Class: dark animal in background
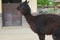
[17,0,60,40]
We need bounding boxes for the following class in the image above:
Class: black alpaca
[17,0,60,40]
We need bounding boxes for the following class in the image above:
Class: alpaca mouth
[20,10,25,15]
[20,11,24,13]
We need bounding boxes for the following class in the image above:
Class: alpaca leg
[37,33,45,40]
[52,28,60,40]
[52,34,60,40]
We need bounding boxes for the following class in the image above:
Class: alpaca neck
[24,13,33,23]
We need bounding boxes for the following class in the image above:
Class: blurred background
[0,0,60,40]
[2,0,37,26]
[1,0,60,26]
[37,0,60,15]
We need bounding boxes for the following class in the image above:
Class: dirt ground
[0,27,53,40]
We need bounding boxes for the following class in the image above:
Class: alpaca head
[17,0,31,15]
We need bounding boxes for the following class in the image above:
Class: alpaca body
[25,14,60,35]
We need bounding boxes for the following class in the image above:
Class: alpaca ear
[27,1,29,3]
[25,0,27,2]
[25,0,29,3]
